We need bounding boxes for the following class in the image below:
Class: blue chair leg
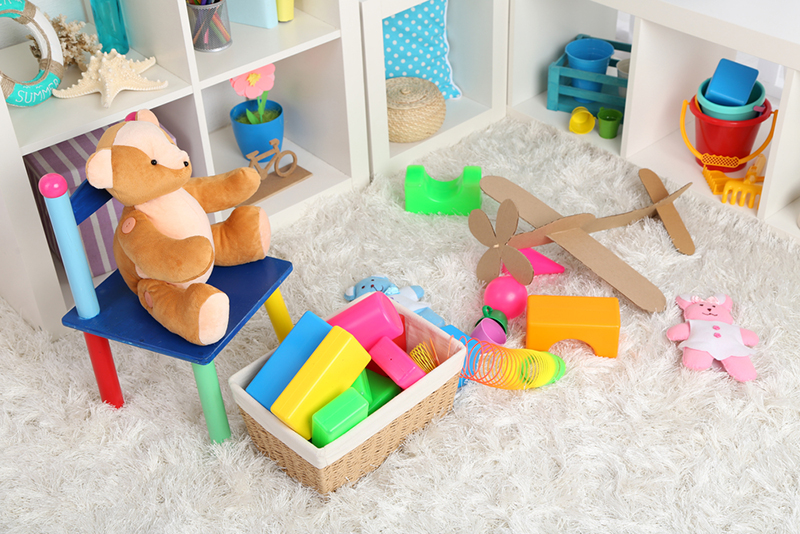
[191,361,231,443]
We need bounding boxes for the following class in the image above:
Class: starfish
[52,50,168,108]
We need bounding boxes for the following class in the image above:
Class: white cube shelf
[360,0,508,177]
[506,0,800,241]
[0,0,369,335]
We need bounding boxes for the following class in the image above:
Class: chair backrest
[70,179,114,225]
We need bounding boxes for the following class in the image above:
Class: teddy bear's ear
[675,294,694,310]
[86,148,114,190]
[714,294,733,310]
[343,285,356,301]
[134,109,160,126]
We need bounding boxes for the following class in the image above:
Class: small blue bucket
[565,38,615,102]
[697,78,765,121]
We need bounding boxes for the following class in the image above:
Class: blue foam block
[706,59,759,107]
[246,311,332,410]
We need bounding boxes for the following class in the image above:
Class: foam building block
[368,336,426,389]
[246,311,332,410]
[705,58,759,107]
[328,292,403,351]
[311,388,369,448]
[526,295,620,358]
[405,165,482,215]
[365,368,402,414]
[350,369,373,405]
[271,326,371,440]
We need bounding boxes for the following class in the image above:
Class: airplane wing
[481,175,667,313]
[637,169,695,255]
[544,227,666,312]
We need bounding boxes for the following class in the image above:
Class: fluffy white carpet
[3,118,800,533]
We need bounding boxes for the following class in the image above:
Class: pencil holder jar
[187,0,233,52]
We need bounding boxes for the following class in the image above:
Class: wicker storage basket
[229,297,466,494]
[387,77,446,143]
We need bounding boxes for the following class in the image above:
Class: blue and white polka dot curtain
[382,0,462,99]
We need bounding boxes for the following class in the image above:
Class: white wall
[0,0,87,49]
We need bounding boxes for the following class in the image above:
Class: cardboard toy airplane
[476,170,695,313]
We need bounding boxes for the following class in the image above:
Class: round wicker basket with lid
[387,77,446,143]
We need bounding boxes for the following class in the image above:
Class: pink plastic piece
[368,336,426,389]
[502,248,564,277]
[328,292,403,351]
[38,173,69,199]
[484,276,528,319]
[470,317,507,344]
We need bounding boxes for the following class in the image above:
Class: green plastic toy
[365,368,402,414]
[311,387,369,448]
[404,165,482,215]
[350,369,373,405]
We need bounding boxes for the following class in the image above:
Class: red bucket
[689,96,772,171]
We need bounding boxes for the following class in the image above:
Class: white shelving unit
[0,0,369,335]
[360,0,509,177]
[507,0,800,241]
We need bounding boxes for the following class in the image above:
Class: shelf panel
[209,125,353,229]
[508,91,622,156]
[193,11,341,88]
[766,197,800,241]
[2,43,192,155]
[388,96,491,160]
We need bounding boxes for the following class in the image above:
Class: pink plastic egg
[484,276,527,319]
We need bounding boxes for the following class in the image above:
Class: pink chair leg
[84,333,124,408]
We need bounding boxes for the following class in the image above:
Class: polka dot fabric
[382,0,461,100]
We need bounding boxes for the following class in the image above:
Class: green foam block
[365,368,401,415]
[311,388,368,448]
[350,369,373,405]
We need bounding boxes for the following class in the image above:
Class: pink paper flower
[230,64,275,99]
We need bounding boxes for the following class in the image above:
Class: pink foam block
[368,336,426,389]
[327,292,404,351]
[502,248,564,277]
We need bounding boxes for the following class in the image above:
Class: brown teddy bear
[85,109,270,345]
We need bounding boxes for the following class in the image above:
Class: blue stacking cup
[565,38,615,103]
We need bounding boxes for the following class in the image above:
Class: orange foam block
[526,295,620,358]
[271,326,371,439]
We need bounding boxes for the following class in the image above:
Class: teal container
[697,78,765,121]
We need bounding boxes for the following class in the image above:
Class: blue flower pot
[230,100,284,160]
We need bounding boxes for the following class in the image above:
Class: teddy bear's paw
[721,356,758,382]
[258,208,271,256]
[197,291,230,345]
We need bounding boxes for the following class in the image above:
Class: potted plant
[229,63,283,159]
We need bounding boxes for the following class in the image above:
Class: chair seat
[63,257,293,365]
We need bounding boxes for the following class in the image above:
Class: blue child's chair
[39,173,293,443]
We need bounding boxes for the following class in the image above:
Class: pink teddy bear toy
[666,294,759,382]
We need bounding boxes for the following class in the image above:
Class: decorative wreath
[0,0,64,107]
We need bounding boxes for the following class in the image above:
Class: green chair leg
[191,361,231,443]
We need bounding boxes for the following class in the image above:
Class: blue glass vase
[90,0,130,54]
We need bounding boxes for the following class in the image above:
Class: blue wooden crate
[547,34,631,116]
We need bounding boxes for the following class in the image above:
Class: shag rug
[3,118,800,533]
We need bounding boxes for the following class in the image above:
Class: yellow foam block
[271,326,371,439]
[526,295,620,358]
